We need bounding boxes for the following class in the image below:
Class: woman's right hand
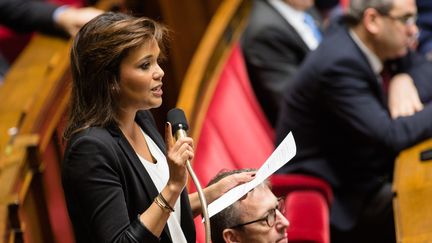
[164,122,194,193]
[138,122,194,236]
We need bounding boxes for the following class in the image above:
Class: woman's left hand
[212,171,256,196]
[189,171,256,216]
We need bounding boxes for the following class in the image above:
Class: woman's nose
[153,65,164,80]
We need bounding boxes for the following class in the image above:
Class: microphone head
[167,108,189,134]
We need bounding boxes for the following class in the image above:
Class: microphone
[167,108,211,243]
[167,108,189,141]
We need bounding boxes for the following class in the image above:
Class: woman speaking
[62,12,254,243]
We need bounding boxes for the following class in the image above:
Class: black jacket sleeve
[62,134,160,243]
[0,0,65,35]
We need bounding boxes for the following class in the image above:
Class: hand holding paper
[207,132,296,218]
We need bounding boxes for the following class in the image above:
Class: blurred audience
[315,0,342,26]
[241,0,322,127]
[416,0,432,59]
[0,0,102,82]
[210,169,289,243]
[276,0,432,242]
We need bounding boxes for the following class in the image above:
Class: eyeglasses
[229,197,285,229]
[380,12,417,26]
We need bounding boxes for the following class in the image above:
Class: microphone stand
[177,127,211,243]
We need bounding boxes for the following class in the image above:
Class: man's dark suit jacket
[62,110,196,243]
[417,0,432,55]
[0,0,60,34]
[276,26,432,230]
[241,0,318,126]
[0,0,66,79]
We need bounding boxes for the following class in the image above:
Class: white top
[268,0,320,50]
[138,130,187,243]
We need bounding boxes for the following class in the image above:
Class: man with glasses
[209,169,289,243]
[275,0,432,242]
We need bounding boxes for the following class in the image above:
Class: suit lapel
[107,112,173,241]
[135,110,166,153]
[180,189,195,242]
[265,0,314,53]
[137,110,196,241]
[345,29,388,106]
[286,21,311,52]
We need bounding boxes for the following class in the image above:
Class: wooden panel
[393,139,432,242]
[176,0,252,141]
[0,1,227,242]
[0,2,124,242]
[0,32,71,243]
[127,0,222,84]
[125,0,223,133]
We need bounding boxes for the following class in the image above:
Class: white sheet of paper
[206,132,296,219]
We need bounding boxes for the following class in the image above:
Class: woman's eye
[140,62,151,70]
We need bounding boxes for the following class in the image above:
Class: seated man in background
[210,169,289,243]
[0,0,103,81]
[242,0,322,127]
[416,0,432,60]
[276,0,432,242]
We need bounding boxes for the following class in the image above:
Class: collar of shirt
[349,29,383,75]
[268,0,320,50]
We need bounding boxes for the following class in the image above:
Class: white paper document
[206,132,296,219]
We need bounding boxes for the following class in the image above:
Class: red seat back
[190,43,274,243]
[175,1,332,242]
[271,174,333,243]
[190,43,274,190]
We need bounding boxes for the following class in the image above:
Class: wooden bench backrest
[0,2,121,242]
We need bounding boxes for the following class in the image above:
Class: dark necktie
[380,67,392,94]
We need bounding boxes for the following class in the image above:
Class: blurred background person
[275,0,432,242]
[241,0,322,127]
[416,0,432,59]
[0,0,103,82]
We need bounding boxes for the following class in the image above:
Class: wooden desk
[0,33,71,243]
[393,139,432,243]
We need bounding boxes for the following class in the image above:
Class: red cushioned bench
[176,1,333,242]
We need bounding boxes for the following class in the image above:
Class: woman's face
[118,39,165,111]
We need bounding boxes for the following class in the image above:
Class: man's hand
[387,73,423,119]
[55,7,103,36]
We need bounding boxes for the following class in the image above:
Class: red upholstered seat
[177,3,332,242]
[191,42,275,242]
[190,43,333,243]
[190,43,274,190]
[285,191,330,243]
[0,28,32,64]
[271,174,333,243]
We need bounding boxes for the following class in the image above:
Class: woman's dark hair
[63,12,169,140]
